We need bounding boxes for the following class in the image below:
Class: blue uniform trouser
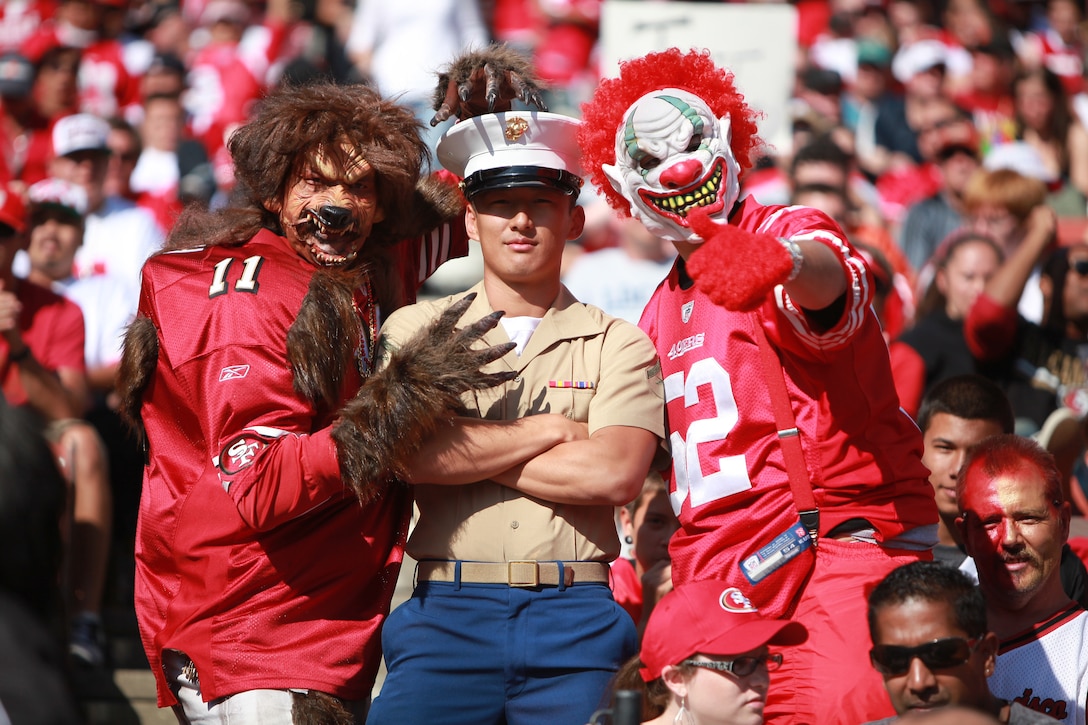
[366,580,637,725]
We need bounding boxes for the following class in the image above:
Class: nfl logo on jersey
[682,301,694,323]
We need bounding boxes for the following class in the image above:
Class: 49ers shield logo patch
[218,434,267,475]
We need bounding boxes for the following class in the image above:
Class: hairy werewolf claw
[331,294,516,503]
[431,44,548,126]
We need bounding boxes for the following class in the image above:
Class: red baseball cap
[639,581,808,682]
[0,182,27,234]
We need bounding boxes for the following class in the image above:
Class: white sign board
[599,1,798,154]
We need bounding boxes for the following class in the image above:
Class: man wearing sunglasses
[956,434,1088,725]
[863,561,1058,724]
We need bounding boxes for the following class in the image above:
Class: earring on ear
[624,535,634,545]
[674,695,695,725]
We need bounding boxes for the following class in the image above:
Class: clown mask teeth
[639,158,726,220]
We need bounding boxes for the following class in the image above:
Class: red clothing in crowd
[1,279,85,406]
[185,20,290,161]
[609,557,642,624]
[0,1,56,54]
[1023,28,1085,97]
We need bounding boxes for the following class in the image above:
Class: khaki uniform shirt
[377,282,665,563]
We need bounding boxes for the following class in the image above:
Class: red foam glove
[686,207,794,312]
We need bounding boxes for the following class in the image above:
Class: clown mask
[603,88,741,244]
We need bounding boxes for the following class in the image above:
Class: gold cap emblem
[505,117,530,142]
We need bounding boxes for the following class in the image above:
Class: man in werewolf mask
[117,49,546,724]
[577,49,939,725]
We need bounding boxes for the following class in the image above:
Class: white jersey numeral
[665,357,752,514]
[209,256,264,297]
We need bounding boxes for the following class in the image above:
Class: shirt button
[513,376,522,383]
[510,521,519,529]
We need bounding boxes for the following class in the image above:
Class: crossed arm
[403,414,659,507]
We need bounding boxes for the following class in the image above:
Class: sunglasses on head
[869,637,979,676]
[682,653,783,677]
[1070,259,1088,276]
[934,144,977,162]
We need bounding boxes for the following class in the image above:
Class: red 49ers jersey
[134,225,466,706]
[639,197,936,618]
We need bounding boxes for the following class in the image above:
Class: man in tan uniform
[366,111,666,725]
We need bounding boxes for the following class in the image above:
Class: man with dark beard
[118,53,546,723]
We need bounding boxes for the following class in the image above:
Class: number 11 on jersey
[209,255,264,298]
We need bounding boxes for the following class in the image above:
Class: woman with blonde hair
[962,167,1048,246]
[611,581,807,725]
[961,167,1050,322]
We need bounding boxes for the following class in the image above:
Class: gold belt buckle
[507,561,539,587]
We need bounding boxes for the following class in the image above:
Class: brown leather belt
[415,560,610,587]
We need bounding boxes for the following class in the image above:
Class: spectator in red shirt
[1019,0,1085,98]
[0,177,114,668]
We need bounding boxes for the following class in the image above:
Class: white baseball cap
[28,177,88,218]
[892,39,949,84]
[437,111,584,199]
[983,141,1059,184]
[52,113,110,158]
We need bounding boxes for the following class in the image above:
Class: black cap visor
[463,166,583,200]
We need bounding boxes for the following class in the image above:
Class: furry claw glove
[686,207,795,312]
[331,293,516,502]
[431,44,548,125]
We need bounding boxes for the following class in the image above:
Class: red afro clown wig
[578,48,763,216]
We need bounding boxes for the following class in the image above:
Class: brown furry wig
[230,81,428,247]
